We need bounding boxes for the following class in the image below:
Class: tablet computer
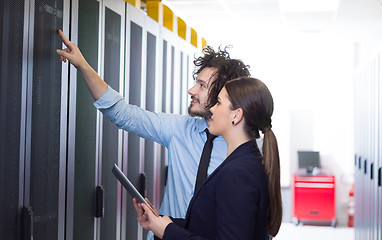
[112,164,159,216]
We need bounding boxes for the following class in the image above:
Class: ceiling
[164,0,382,44]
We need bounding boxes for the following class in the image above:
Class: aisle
[274,223,354,240]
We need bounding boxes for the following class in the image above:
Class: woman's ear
[232,108,244,125]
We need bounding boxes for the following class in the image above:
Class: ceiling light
[279,0,340,12]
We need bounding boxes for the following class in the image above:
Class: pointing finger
[58,29,72,49]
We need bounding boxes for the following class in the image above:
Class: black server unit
[1,0,68,239]
[29,1,65,238]
[100,6,122,240]
[72,0,99,239]
[160,39,169,203]
[127,20,143,240]
[0,1,25,239]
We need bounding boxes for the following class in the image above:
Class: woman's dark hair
[225,77,282,237]
[194,45,250,109]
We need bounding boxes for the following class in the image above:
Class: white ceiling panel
[165,0,382,40]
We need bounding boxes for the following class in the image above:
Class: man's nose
[188,84,197,96]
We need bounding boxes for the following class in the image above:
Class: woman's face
[209,87,235,136]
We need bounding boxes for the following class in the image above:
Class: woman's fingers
[133,199,144,216]
[141,203,155,219]
[145,198,159,216]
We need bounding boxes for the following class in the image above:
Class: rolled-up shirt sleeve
[93,86,176,147]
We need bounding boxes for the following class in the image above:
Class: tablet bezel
[112,164,159,216]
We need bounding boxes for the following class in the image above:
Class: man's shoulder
[164,114,206,127]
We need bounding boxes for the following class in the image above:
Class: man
[56,30,250,223]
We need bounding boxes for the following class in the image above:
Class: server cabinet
[27,0,70,239]
[98,1,125,240]
[378,54,382,240]
[1,0,70,239]
[71,0,99,239]
[0,1,26,239]
[355,51,382,240]
[124,4,145,240]
[144,15,161,213]
[159,30,170,204]
[177,38,192,116]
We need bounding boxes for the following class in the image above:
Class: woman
[134,77,282,239]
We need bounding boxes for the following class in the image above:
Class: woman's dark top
[161,140,269,240]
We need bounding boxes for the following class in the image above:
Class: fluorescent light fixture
[279,0,341,12]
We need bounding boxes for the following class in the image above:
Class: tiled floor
[273,223,354,240]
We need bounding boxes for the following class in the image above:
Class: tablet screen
[112,164,159,216]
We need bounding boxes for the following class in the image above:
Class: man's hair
[207,58,250,108]
[193,46,251,110]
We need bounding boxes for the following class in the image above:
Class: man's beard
[188,104,212,119]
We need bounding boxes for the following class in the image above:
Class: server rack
[0,0,199,239]
[355,51,382,240]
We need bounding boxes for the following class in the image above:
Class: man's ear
[232,108,244,125]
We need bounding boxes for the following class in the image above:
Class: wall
[210,32,356,226]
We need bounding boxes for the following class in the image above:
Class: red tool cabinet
[292,174,336,227]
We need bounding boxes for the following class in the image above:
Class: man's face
[187,67,217,119]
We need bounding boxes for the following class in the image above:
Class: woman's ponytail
[262,127,282,237]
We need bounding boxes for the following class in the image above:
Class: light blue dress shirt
[94,86,228,219]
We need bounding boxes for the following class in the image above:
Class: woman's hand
[133,198,173,239]
[56,30,88,71]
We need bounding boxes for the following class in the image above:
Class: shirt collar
[195,117,209,134]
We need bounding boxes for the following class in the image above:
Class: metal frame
[24,0,35,211]
[65,0,78,238]
[58,1,71,239]
[95,1,126,240]
[19,0,31,227]
[22,0,70,239]
[123,4,146,240]
[161,26,176,115]
[145,13,162,211]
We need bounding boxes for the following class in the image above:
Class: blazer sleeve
[162,223,211,240]
[213,166,262,240]
[162,166,264,240]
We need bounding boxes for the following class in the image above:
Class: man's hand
[56,29,88,71]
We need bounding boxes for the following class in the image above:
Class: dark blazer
[161,140,269,240]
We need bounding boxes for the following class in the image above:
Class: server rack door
[378,54,382,240]
[373,58,379,240]
[0,1,25,239]
[171,45,181,115]
[158,26,177,214]
[159,38,169,203]
[72,0,99,239]
[170,45,175,114]
[145,15,161,208]
[99,1,125,239]
[144,30,156,202]
[143,26,155,240]
[26,0,69,239]
[125,4,145,239]
[177,39,195,116]
[179,50,184,114]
